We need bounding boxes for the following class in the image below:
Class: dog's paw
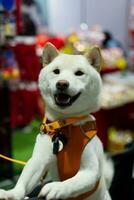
[0,189,25,200]
[0,189,15,200]
[39,182,70,200]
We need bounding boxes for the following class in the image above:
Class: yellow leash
[0,154,26,166]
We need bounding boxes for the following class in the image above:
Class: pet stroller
[110,141,134,200]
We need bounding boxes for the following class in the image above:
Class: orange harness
[0,116,100,200]
[40,116,100,200]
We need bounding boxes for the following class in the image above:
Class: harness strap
[40,115,88,135]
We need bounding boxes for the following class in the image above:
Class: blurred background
[0,0,134,200]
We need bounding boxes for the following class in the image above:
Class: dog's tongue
[56,93,71,104]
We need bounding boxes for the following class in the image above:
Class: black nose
[56,80,69,91]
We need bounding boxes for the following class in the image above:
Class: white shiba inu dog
[0,43,112,200]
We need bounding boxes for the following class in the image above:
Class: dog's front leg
[39,137,102,200]
[0,134,55,200]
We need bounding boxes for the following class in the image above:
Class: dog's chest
[57,125,95,181]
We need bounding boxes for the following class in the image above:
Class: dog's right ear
[42,42,59,67]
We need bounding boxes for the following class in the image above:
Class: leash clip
[52,128,67,154]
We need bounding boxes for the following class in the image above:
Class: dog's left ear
[85,46,103,72]
[42,42,59,67]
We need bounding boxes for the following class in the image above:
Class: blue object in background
[2,0,15,11]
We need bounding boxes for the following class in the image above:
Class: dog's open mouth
[54,92,81,108]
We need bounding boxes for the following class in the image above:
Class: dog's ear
[85,46,103,72]
[42,42,59,67]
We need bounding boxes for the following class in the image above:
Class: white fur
[0,52,112,200]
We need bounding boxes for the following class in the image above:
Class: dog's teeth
[62,97,71,104]
[56,97,60,103]
[66,97,71,103]
[56,96,71,104]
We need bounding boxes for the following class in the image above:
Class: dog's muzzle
[54,80,81,108]
[54,91,81,108]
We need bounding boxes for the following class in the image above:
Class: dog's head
[39,43,102,118]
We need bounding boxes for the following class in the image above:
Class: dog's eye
[53,69,60,74]
[75,70,84,76]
